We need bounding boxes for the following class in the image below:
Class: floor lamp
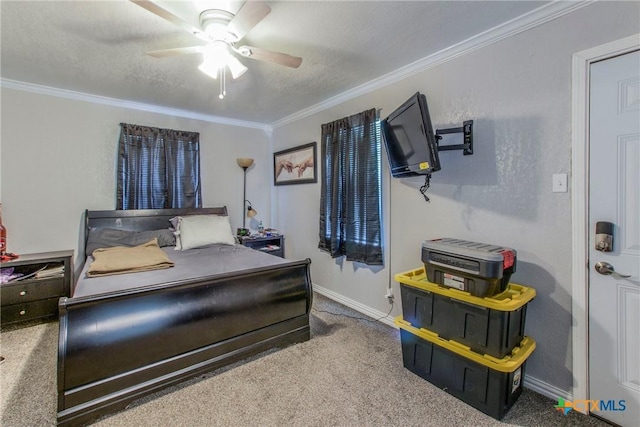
[237,158,257,235]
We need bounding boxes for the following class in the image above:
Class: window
[318,108,383,266]
[116,123,202,210]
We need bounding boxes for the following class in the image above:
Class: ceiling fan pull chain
[219,67,225,99]
[223,67,227,98]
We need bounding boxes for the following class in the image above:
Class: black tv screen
[382,92,440,177]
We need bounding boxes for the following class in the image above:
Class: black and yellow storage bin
[396,317,536,420]
[396,267,535,359]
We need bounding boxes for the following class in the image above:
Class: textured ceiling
[1,1,554,125]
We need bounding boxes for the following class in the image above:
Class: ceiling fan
[131,0,302,98]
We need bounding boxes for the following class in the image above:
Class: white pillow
[175,214,236,250]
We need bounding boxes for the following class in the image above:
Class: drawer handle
[19,291,27,296]
[19,310,26,316]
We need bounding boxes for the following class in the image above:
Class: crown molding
[270,0,594,129]
[0,78,270,133]
[1,1,592,134]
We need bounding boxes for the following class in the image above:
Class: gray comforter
[74,243,288,298]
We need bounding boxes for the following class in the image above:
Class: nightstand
[1,250,73,327]
[239,235,285,258]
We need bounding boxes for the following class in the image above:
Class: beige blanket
[87,238,174,277]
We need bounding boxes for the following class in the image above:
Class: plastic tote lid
[395,316,536,372]
[395,267,535,311]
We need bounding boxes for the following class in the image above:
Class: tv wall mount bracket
[419,120,473,202]
[435,120,474,155]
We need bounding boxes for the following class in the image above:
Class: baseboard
[312,284,396,328]
[523,374,572,402]
[312,283,573,402]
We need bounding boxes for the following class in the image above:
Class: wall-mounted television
[381,92,440,178]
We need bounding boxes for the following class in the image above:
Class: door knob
[595,261,631,278]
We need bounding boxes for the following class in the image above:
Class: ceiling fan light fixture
[204,42,229,62]
[227,55,248,80]
[199,42,230,79]
[133,1,303,99]
[198,60,220,80]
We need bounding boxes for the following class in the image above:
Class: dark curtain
[117,123,202,210]
[318,108,383,266]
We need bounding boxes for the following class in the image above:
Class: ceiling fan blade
[146,46,205,58]
[227,1,271,41]
[237,45,302,68]
[131,0,208,41]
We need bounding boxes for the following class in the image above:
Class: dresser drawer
[258,247,284,258]
[240,235,285,258]
[1,297,60,325]
[1,278,66,305]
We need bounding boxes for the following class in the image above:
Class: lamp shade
[247,206,258,218]
[227,55,248,80]
[237,158,254,168]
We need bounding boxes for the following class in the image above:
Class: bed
[56,207,312,426]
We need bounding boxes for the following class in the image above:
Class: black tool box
[422,238,517,297]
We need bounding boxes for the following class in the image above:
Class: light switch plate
[552,174,568,193]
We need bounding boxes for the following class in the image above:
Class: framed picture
[273,142,317,186]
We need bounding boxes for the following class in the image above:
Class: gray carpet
[1,293,608,426]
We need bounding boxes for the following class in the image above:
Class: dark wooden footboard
[57,259,312,426]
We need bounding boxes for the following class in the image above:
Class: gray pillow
[85,228,176,257]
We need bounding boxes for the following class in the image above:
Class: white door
[588,49,640,427]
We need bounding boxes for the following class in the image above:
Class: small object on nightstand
[0,252,19,262]
[264,228,279,237]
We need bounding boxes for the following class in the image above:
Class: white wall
[0,88,271,262]
[272,1,640,395]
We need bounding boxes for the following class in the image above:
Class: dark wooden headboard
[83,207,229,256]
[85,207,228,232]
